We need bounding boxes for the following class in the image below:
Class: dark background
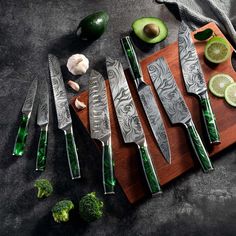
[1,0,236,235]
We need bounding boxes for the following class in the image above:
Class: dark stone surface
[0,0,236,235]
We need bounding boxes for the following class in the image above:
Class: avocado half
[132,17,168,44]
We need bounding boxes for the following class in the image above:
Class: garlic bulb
[67,80,80,92]
[74,98,86,110]
[67,54,89,75]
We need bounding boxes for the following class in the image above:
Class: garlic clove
[67,54,89,75]
[74,98,86,110]
[67,80,80,92]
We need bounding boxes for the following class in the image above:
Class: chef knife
[106,57,162,195]
[121,36,171,164]
[13,78,38,156]
[178,21,220,144]
[148,57,213,172]
[89,69,115,194]
[48,54,80,179]
[36,80,49,171]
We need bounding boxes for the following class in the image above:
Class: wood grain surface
[71,23,236,204]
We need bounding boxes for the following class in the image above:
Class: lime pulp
[225,83,236,107]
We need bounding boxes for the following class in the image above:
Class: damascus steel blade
[22,78,38,114]
[89,70,111,141]
[106,57,144,144]
[48,54,71,130]
[178,21,206,95]
[148,57,191,125]
[37,81,49,127]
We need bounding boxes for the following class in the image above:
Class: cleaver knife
[148,57,213,172]
[106,57,162,195]
[121,36,171,164]
[89,69,115,194]
[48,54,80,179]
[178,21,220,144]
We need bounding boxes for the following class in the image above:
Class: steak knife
[178,21,220,144]
[148,57,213,172]
[13,78,38,156]
[106,57,162,195]
[48,54,80,179]
[121,36,171,164]
[89,69,115,194]
[36,80,49,171]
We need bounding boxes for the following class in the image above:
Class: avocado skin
[77,11,109,40]
[132,17,168,44]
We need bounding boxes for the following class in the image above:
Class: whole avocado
[77,11,109,40]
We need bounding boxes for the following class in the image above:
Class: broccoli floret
[52,200,74,223]
[79,192,104,222]
[34,178,53,199]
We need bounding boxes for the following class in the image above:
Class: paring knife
[178,21,220,144]
[48,54,81,179]
[36,80,49,171]
[148,57,213,172]
[13,78,38,156]
[106,57,162,195]
[89,70,115,194]
[121,36,171,164]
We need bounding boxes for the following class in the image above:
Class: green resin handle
[102,138,115,194]
[138,142,162,194]
[65,127,81,179]
[36,126,48,171]
[12,114,30,156]
[185,120,214,172]
[199,93,220,144]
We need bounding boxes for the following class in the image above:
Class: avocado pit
[143,23,160,38]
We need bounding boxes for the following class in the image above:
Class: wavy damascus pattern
[106,57,144,144]
[178,22,206,94]
[48,54,71,130]
[89,70,111,141]
[148,57,191,125]
[22,78,38,114]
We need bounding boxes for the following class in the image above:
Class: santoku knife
[13,78,38,156]
[106,57,162,195]
[36,80,49,171]
[121,36,171,164]
[148,57,213,172]
[89,69,115,194]
[48,54,80,179]
[178,21,220,144]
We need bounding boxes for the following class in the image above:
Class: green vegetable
[79,192,103,222]
[77,11,109,40]
[34,178,53,199]
[132,17,168,44]
[194,28,213,41]
[52,200,74,223]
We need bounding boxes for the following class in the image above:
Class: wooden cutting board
[71,22,236,204]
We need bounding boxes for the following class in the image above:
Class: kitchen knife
[148,57,213,172]
[121,36,171,164]
[178,21,220,144]
[106,57,162,195]
[48,54,80,179]
[36,80,49,171]
[13,78,38,156]
[89,69,115,194]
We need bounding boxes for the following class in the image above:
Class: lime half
[205,36,231,63]
[225,83,236,107]
[209,73,234,97]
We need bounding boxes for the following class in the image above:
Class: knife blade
[13,78,38,156]
[89,69,115,194]
[106,57,162,195]
[36,80,49,171]
[148,57,213,172]
[121,36,171,164]
[178,21,220,144]
[48,54,80,179]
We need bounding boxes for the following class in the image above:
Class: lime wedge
[225,83,236,107]
[209,73,234,97]
[205,36,231,64]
